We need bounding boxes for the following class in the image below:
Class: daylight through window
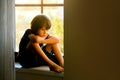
[15,0,64,53]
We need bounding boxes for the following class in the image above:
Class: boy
[17,15,64,73]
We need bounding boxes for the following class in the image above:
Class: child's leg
[45,43,64,68]
[30,42,64,72]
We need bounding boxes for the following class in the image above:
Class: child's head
[31,15,51,35]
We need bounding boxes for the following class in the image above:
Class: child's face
[36,27,48,37]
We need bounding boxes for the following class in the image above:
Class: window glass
[15,0,41,4]
[43,7,64,52]
[15,0,64,53]
[44,0,64,4]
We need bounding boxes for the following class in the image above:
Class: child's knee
[45,44,53,52]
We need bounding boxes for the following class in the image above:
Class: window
[15,0,64,53]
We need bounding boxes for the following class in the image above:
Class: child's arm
[41,35,59,44]
[28,34,44,43]
[28,34,59,44]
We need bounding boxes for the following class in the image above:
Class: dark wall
[0,0,120,80]
[0,0,15,80]
[64,0,120,80]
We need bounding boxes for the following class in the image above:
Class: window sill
[15,63,64,80]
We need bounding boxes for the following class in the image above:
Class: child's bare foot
[49,65,64,73]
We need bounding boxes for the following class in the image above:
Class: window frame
[15,0,64,13]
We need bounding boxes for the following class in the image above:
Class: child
[17,15,64,73]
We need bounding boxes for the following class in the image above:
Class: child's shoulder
[25,29,32,34]
[26,29,31,32]
[22,29,32,37]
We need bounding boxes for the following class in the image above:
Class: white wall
[64,0,120,80]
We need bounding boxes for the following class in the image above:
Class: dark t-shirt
[17,29,59,68]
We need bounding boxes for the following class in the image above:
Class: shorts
[18,46,59,68]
